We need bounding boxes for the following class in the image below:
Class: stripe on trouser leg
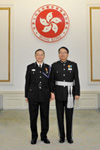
[67,86,74,108]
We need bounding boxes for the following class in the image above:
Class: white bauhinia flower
[52,23,58,33]
[40,18,49,26]
[42,24,51,32]
[51,17,62,23]
[40,12,62,33]
[46,12,53,22]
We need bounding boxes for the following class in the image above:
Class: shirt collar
[36,62,43,67]
[60,60,67,64]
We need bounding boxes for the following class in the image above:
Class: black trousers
[55,100,74,140]
[28,99,49,140]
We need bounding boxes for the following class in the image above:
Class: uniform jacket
[25,62,51,101]
[50,60,80,101]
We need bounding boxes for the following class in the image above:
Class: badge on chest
[32,69,36,71]
[68,65,72,71]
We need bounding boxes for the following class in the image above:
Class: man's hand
[26,98,28,103]
[75,95,80,100]
[50,92,55,101]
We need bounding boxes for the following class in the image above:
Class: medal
[68,65,72,70]
[45,68,48,74]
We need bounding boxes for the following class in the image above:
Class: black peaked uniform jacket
[50,60,80,101]
[25,62,51,101]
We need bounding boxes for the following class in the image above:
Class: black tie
[39,64,41,68]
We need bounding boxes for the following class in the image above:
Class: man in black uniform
[50,47,80,144]
[25,49,51,144]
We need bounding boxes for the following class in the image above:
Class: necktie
[39,64,41,68]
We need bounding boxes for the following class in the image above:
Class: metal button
[63,64,65,66]
[39,87,41,89]
[63,68,65,70]
[40,71,41,73]
[63,74,65,76]
[40,76,42,78]
[40,81,42,83]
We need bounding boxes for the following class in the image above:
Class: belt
[55,81,75,87]
[55,80,75,108]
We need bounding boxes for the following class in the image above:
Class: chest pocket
[56,71,59,74]
[55,67,62,73]
[67,70,73,74]
[66,68,74,79]
[55,69,62,79]
[31,69,36,76]
[32,71,35,74]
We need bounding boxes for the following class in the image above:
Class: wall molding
[0,4,14,85]
[0,91,99,109]
[87,4,100,84]
[0,7,10,82]
[90,7,100,82]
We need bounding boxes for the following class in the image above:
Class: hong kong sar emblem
[31,4,70,43]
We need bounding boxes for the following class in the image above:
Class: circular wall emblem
[31,4,70,43]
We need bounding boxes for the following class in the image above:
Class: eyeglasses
[36,54,44,56]
[59,52,68,55]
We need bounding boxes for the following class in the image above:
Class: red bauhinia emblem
[31,4,70,43]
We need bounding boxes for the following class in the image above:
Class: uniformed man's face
[59,48,69,61]
[35,50,45,63]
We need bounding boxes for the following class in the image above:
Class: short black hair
[58,46,69,54]
[35,49,45,55]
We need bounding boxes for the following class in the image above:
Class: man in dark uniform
[50,46,80,144]
[25,49,51,144]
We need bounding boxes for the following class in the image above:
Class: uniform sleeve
[25,66,31,98]
[50,64,55,93]
[74,63,80,96]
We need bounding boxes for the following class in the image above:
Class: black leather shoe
[67,139,73,144]
[41,138,50,144]
[59,138,65,143]
[31,139,37,144]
